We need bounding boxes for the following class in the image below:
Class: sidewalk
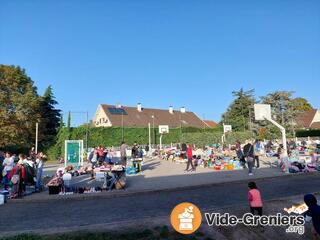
[16,157,295,202]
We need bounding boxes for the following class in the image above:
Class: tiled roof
[310,122,320,129]
[296,109,317,128]
[101,104,205,128]
[203,120,218,128]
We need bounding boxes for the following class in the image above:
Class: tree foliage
[39,85,61,149]
[0,65,41,150]
[221,88,255,131]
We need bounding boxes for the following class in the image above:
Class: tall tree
[221,88,255,131]
[260,91,307,136]
[39,85,61,149]
[0,65,41,149]
[290,97,313,112]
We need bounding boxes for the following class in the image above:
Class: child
[248,182,263,216]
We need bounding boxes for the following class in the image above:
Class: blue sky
[1,0,319,126]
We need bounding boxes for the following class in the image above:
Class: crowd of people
[0,148,46,198]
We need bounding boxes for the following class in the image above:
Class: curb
[9,171,320,204]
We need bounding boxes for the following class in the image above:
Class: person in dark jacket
[243,140,254,176]
[304,194,320,238]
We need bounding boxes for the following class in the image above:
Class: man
[184,143,195,172]
[120,141,128,166]
[254,140,261,169]
[88,148,98,179]
[243,140,254,176]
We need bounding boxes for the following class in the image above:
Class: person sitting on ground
[304,194,320,239]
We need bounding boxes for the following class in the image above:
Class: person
[243,140,254,176]
[184,143,195,172]
[0,151,4,182]
[181,142,187,159]
[35,154,46,192]
[235,140,246,168]
[131,143,138,158]
[248,182,263,216]
[2,152,14,189]
[266,140,273,153]
[145,145,150,157]
[88,148,98,179]
[304,194,320,239]
[97,146,105,165]
[120,141,128,166]
[254,140,261,169]
[29,147,37,162]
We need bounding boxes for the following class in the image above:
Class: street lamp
[151,114,155,148]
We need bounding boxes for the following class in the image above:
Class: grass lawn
[1,226,213,240]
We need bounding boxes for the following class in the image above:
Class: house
[203,120,218,128]
[296,109,320,129]
[93,103,206,128]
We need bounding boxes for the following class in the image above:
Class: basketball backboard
[223,125,232,133]
[159,125,169,134]
[254,104,271,121]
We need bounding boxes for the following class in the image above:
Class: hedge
[296,129,320,137]
[46,126,254,160]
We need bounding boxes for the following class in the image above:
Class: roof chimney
[180,106,186,113]
[137,103,142,112]
[116,103,122,108]
[169,106,174,114]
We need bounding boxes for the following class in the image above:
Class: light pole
[121,111,124,142]
[151,114,155,148]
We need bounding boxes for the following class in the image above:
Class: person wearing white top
[2,152,14,188]
[35,154,46,192]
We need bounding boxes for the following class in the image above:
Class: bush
[296,129,320,137]
[46,126,255,160]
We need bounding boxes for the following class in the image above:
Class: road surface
[1,173,319,236]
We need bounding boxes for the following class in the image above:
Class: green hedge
[296,129,320,137]
[47,126,254,160]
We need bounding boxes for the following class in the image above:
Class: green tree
[39,85,61,149]
[0,65,41,150]
[260,91,307,137]
[290,97,313,112]
[221,88,255,131]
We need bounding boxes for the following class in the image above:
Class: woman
[36,154,46,192]
[2,152,14,189]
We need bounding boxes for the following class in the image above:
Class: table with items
[95,165,126,191]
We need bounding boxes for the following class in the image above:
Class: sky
[1,0,319,126]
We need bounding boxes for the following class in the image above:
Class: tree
[260,91,308,137]
[221,88,256,131]
[0,65,41,150]
[39,85,61,149]
[290,97,313,112]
